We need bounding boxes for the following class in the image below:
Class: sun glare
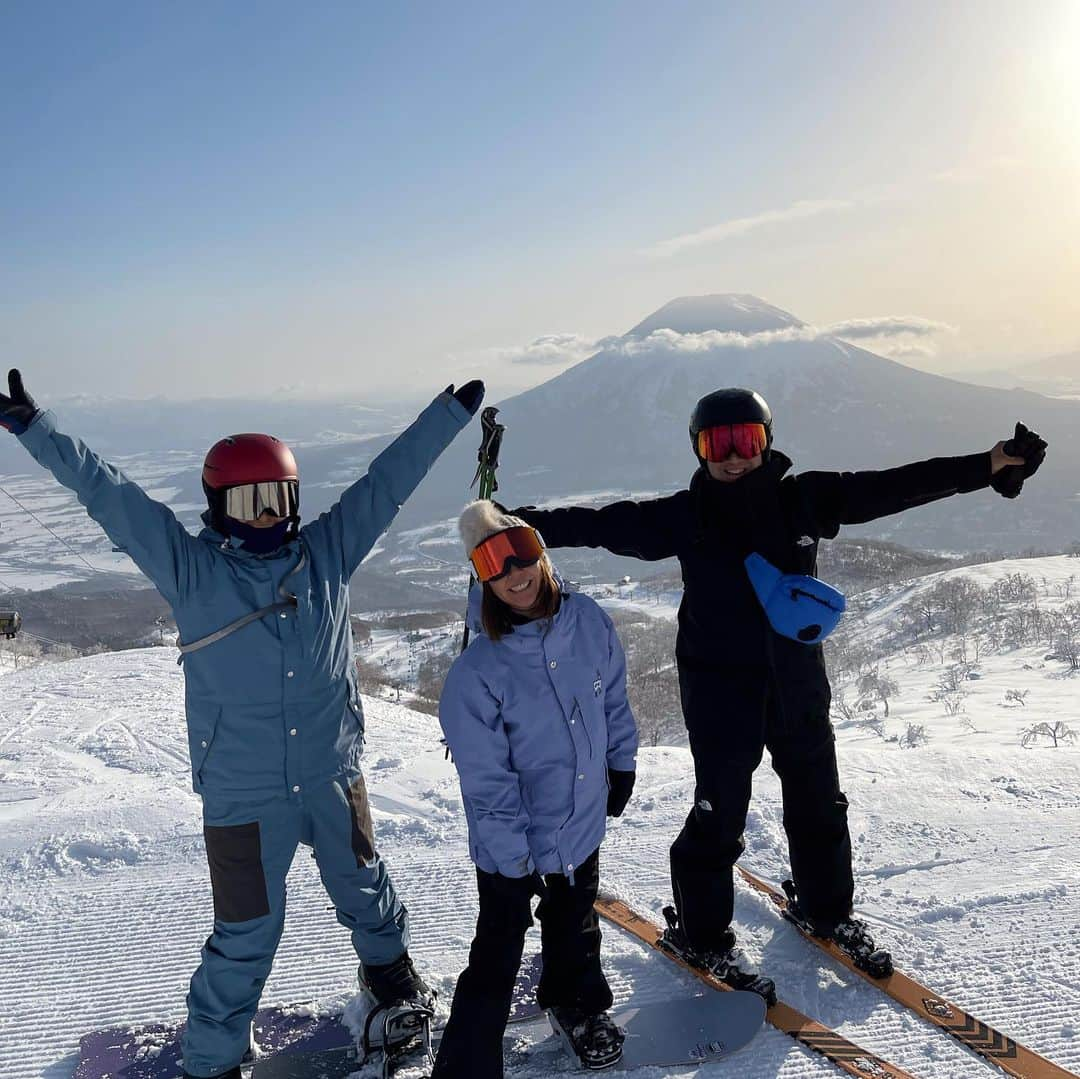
[1033,3,1080,165]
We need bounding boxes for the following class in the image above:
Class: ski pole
[461,407,505,653]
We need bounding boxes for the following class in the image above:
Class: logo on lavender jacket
[594,677,602,696]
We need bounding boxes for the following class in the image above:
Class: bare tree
[1003,688,1030,707]
[830,684,857,723]
[857,668,900,718]
[899,723,929,748]
[933,578,982,636]
[927,665,967,716]
[859,714,888,739]
[416,650,455,706]
[1048,603,1080,670]
[1021,721,1077,748]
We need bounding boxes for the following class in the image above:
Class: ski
[738,867,1076,1079]
[595,896,916,1079]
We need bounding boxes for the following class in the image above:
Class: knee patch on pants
[345,774,376,866]
[204,820,271,922]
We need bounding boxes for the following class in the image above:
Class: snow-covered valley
[1,558,1079,1079]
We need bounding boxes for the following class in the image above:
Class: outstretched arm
[439,660,534,878]
[514,493,685,562]
[302,381,483,576]
[800,425,1043,538]
[2,370,201,602]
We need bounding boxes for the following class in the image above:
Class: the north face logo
[796,535,814,546]
[594,677,603,696]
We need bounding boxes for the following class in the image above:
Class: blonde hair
[481,555,560,641]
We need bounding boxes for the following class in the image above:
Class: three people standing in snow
[0,369,485,1079]
[1,363,1049,1078]
[434,501,638,1076]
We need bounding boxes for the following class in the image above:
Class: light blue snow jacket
[439,582,638,883]
[18,393,473,799]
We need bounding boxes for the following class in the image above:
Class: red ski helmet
[202,433,298,490]
[202,433,300,535]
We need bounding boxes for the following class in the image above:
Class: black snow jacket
[516,450,992,727]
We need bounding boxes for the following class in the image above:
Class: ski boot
[660,905,777,1006]
[548,1006,625,1070]
[357,951,437,1078]
[781,879,894,978]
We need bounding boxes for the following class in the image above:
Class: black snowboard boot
[548,1006,625,1070]
[781,879,894,978]
[660,905,777,1005]
[357,951,437,1057]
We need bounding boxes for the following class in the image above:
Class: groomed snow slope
[1,562,1078,1078]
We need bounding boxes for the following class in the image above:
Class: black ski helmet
[689,388,773,462]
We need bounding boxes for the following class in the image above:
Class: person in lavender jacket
[433,500,638,1077]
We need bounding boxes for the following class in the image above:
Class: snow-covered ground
[1,559,1079,1079]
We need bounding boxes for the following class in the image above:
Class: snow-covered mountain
[3,295,1078,600]
[394,294,1080,553]
[1,555,1078,1079]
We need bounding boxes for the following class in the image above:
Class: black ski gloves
[991,422,1047,499]
[491,869,548,902]
[445,380,485,417]
[0,369,40,435]
[607,768,636,818]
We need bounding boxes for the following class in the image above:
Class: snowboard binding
[659,905,777,1006]
[547,1005,625,1071]
[780,879,894,979]
[359,1001,436,1079]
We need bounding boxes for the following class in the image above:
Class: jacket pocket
[188,707,221,789]
[573,697,594,759]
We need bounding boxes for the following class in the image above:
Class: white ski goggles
[223,481,299,522]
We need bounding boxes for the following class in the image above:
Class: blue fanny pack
[744,552,846,644]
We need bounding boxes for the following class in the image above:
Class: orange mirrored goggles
[469,526,545,582]
[696,422,768,462]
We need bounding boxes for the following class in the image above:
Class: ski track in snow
[2,559,1080,1078]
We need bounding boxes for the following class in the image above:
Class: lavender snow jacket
[439,583,638,882]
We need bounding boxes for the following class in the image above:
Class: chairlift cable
[0,484,101,574]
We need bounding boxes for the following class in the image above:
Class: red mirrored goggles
[223,480,299,521]
[469,526,545,583]
[696,423,768,462]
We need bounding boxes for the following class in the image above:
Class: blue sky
[3,1,1078,400]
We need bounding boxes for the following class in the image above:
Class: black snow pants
[432,847,612,1079]
[669,662,854,952]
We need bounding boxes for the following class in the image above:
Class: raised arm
[302,381,483,576]
[2,370,202,603]
[798,425,1044,539]
[439,659,534,878]
[514,492,685,562]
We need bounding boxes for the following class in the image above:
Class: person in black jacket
[512,388,1046,983]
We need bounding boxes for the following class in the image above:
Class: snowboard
[251,991,766,1076]
[75,954,543,1078]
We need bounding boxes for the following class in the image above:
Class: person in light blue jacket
[0,369,484,1079]
[433,500,638,1078]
